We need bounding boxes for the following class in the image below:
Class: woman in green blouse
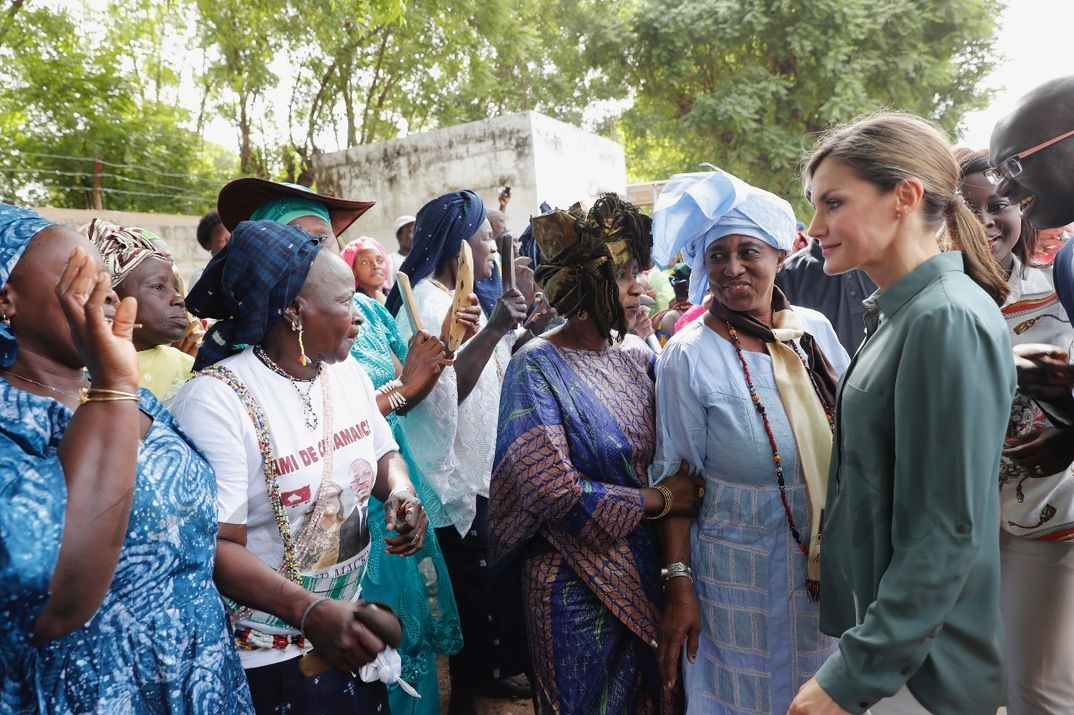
[788,112,1016,715]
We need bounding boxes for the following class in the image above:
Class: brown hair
[804,112,1008,305]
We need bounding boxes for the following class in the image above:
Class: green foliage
[0,0,1001,216]
[0,2,237,214]
[618,0,1002,212]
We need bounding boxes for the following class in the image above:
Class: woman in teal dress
[0,204,250,713]
[349,283,463,714]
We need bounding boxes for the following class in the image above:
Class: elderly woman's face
[614,258,644,321]
[466,219,497,281]
[116,258,188,351]
[705,234,785,322]
[4,227,117,368]
[294,251,363,365]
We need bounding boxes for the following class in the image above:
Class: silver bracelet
[299,596,330,635]
[660,562,693,582]
[388,486,417,500]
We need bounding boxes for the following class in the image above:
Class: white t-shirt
[171,348,397,668]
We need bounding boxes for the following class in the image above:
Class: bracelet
[643,483,674,520]
[386,389,407,412]
[388,486,417,500]
[377,379,403,395]
[80,387,140,404]
[660,562,693,582]
[299,596,331,635]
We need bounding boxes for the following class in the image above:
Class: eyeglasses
[985,127,1074,184]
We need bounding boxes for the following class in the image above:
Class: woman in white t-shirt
[171,220,428,714]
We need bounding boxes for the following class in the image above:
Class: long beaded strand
[726,323,834,555]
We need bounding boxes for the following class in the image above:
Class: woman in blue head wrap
[387,189,532,711]
[650,169,850,714]
[172,220,433,715]
[0,204,252,712]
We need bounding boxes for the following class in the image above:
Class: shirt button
[850,291,857,296]
[957,524,971,534]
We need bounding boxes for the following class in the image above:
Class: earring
[292,321,310,366]
[578,310,589,321]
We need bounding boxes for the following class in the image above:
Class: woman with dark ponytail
[788,112,1016,715]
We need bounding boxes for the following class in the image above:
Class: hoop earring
[293,321,310,366]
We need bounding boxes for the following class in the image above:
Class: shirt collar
[876,252,964,320]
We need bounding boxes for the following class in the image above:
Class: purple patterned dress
[490,335,665,714]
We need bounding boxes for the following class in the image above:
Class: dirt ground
[435,655,534,715]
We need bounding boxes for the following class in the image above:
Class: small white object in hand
[358,647,421,698]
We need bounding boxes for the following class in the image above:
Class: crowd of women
[3,90,1074,715]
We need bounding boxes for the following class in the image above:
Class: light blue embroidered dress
[654,309,849,715]
[0,381,252,713]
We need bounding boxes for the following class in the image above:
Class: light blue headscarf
[652,168,797,304]
[0,204,55,367]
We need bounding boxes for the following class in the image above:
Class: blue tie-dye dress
[0,380,252,713]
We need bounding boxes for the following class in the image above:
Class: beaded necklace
[726,322,834,555]
[254,345,320,431]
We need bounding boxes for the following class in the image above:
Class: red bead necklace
[726,322,833,555]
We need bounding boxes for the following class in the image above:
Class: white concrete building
[313,111,627,251]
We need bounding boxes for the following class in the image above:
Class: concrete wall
[35,207,207,290]
[313,111,626,250]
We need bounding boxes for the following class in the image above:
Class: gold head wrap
[531,194,652,342]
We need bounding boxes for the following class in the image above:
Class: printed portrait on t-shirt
[309,482,345,570]
[339,458,376,562]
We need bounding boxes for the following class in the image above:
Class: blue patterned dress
[653,311,849,715]
[0,379,252,713]
[490,336,665,715]
[349,293,462,714]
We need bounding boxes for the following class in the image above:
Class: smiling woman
[84,218,194,402]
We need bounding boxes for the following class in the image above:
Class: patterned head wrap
[0,204,54,367]
[386,190,486,315]
[187,220,322,370]
[82,218,170,288]
[531,194,653,343]
[652,168,796,304]
[341,236,392,291]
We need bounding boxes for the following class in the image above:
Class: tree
[0,3,237,213]
[617,0,1001,208]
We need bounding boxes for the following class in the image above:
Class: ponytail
[945,201,1009,306]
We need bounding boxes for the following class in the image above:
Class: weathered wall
[35,207,207,290]
[314,111,626,250]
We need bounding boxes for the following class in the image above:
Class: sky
[956,0,1074,149]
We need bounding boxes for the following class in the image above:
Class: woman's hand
[172,316,205,357]
[487,288,528,336]
[398,330,449,409]
[514,256,537,306]
[657,576,700,689]
[57,245,139,391]
[383,488,428,556]
[655,461,706,518]
[524,292,557,335]
[787,677,851,715]
[301,598,391,671]
[1014,343,1074,400]
[1004,426,1074,477]
[442,294,482,350]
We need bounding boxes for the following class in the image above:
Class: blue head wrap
[0,204,55,367]
[187,220,322,370]
[386,190,486,315]
[652,168,797,304]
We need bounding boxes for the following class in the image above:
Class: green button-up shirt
[816,252,1015,714]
